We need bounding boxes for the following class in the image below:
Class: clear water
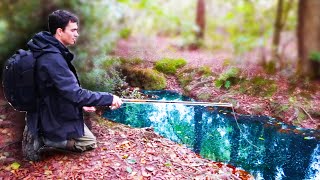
[104,91,320,180]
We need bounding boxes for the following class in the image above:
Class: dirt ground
[113,35,320,130]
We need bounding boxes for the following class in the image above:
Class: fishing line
[230,106,260,150]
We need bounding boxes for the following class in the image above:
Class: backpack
[2,49,38,112]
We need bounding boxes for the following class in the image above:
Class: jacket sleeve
[41,53,114,107]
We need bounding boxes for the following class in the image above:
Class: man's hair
[48,10,79,35]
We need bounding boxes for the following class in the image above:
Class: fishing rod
[121,98,233,107]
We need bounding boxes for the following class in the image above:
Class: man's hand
[110,95,123,110]
[83,106,96,112]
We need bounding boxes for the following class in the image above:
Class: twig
[298,105,314,122]
[0,140,20,151]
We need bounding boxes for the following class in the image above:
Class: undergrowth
[215,67,241,89]
[122,67,166,90]
[155,58,187,75]
[238,77,278,97]
[79,56,126,94]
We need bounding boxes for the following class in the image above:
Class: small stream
[104,90,320,179]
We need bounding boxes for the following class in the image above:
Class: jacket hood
[27,31,74,61]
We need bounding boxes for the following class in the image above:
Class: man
[23,10,122,161]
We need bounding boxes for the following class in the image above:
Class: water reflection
[104,91,320,179]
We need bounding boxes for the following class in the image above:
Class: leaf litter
[0,116,253,179]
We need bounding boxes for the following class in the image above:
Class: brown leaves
[0,117,253,179]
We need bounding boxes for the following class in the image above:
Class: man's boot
[22,125,43,161]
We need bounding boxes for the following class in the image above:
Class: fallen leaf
[140,158,146,164]
[122,154,129,159]
[10,162,20,170]
[145,165,155,172]
[1,129,8,134]
[44,170,52,175]
[164,162,172,167]
[142,170,151,177]
[114,163,121,167]
[126,167,132,173]
[127,159,136,164]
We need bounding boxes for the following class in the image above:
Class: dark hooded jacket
[27,31,113,141]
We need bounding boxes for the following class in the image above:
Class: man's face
[59,21,79,46]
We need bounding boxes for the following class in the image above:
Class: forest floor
[0,34,319,179]
[113,35,320,130]
[0,93,251,179]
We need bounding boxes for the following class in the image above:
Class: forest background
[0,0,320,179]
[0,0,319,129]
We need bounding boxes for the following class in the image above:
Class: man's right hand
[110,95,123,110]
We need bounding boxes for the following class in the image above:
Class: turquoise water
[104,90,320,180]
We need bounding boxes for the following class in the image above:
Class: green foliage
[119,28,131,39]
[123,67,166,90]
[155,58,187,75]
[79,56,125,93]
[72,1,132,72]
[119,57,143,65]
[310,51,320,62]
[199,66,212,77]
[239,77,277,97]
[215,67,241,89]
[0,20,8,42]
[0,0,75,77]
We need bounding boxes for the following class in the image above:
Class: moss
[122,67,166,90]
[155,58,187,75]
[119,57,143,65]
[239,76,277,97]
[215,67,241,89]
[197,91,211,100]
[199,66,212,77]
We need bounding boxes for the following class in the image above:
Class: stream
[104,90,320,180]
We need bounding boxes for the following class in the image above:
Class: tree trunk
[297,0,320,79]
[272,0,294,70]
[196,0,206,39]
[272,0,283,64]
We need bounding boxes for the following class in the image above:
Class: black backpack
[2,49,38,112]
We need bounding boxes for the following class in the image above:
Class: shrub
[122,67,166,90]
[215,67,241,89]
[79,56,125,93]
[155,58,187,75]
[239,76,277,97]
